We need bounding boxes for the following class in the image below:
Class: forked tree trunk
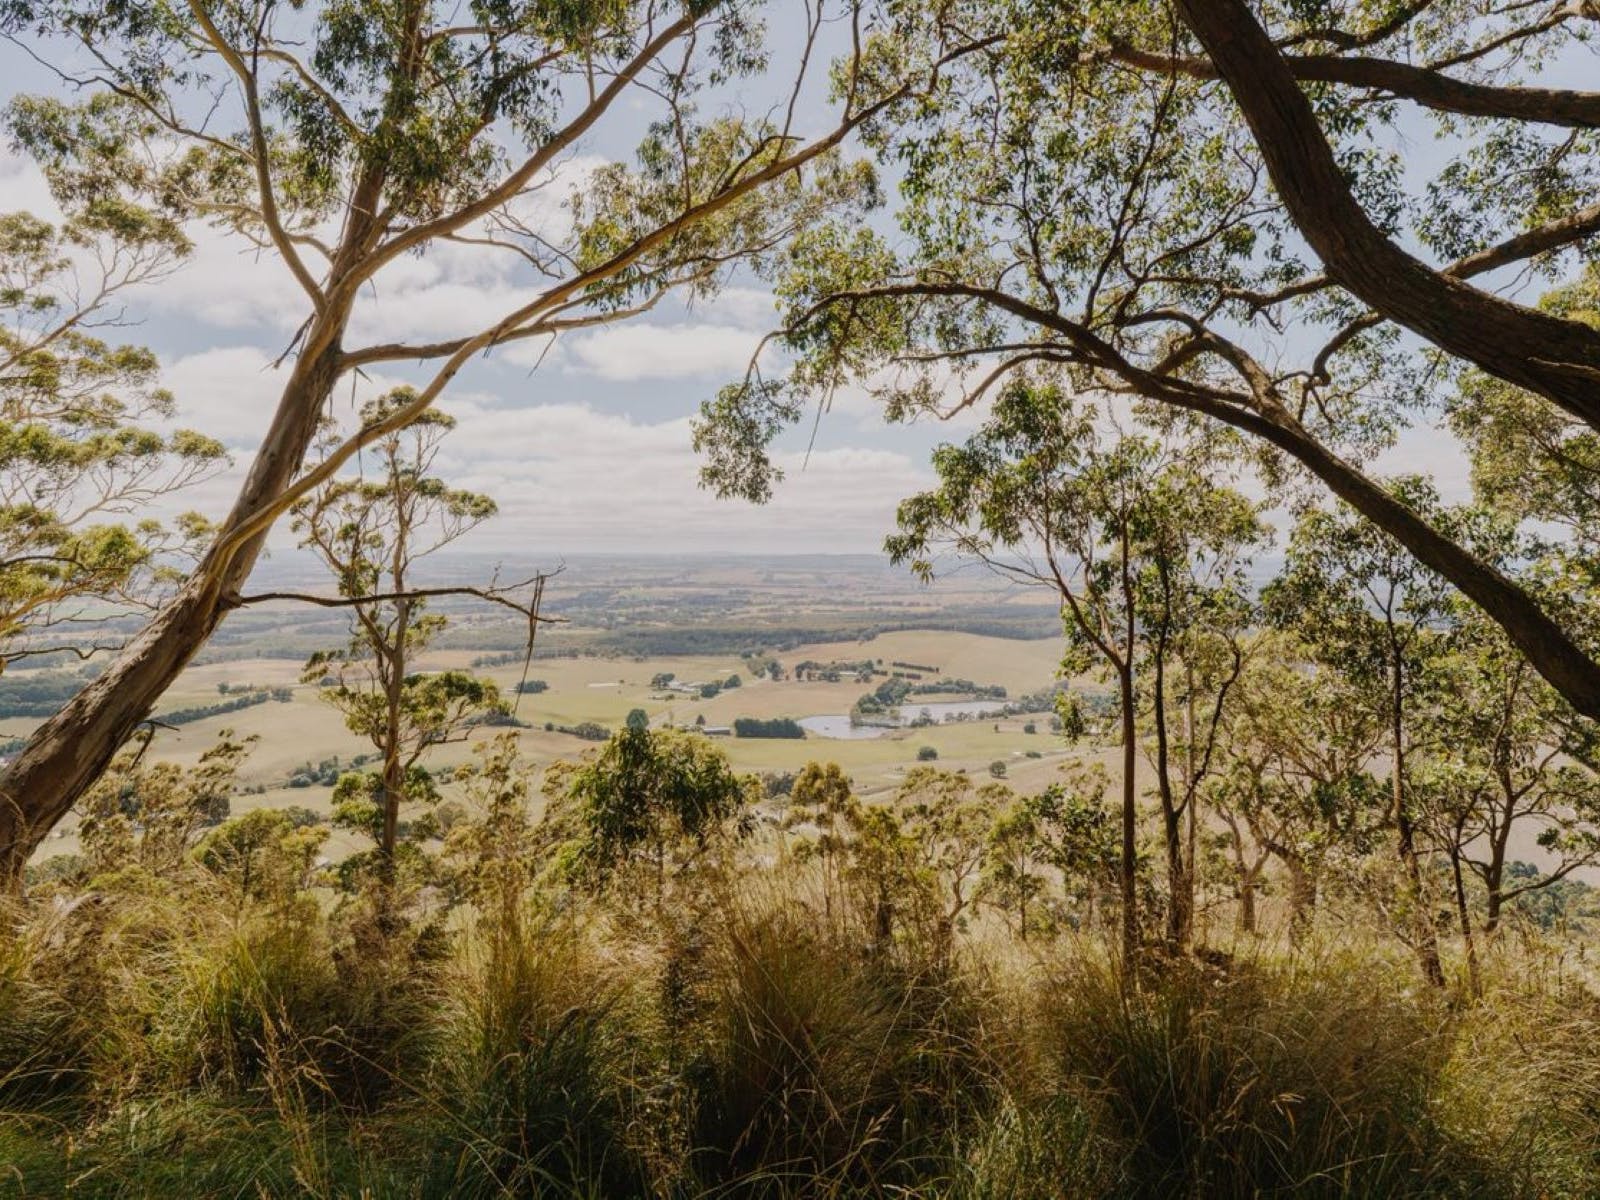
[0,337,348,885]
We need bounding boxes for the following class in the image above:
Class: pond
[798,700,1010,740]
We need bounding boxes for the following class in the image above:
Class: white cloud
[429,398,930,553]
[555,322,772,382]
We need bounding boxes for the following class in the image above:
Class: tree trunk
[378,594,409,873]
[1118,662,1139,968]
[1286,857,1318,946]
[1450,844,1482,998]
[1174,0,1600,432]
[1237,873,1257,935]
[0,339,348,884]
[1390,663,1445,987]
[1152,637,1193,951]
[1484,806,1512,934]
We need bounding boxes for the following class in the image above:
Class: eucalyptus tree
[1265,481,1461,984]
[1413,600,1600,953]
[696,0,1600,725]
[564,721,755,904]
[885,378,1261,959]
[892,766,1005,951]
[1131,456,1263,947]
[981,764,1118,940]
[0,0,983,881]
[1447,266,1600,577]
[295,393,502,879]
[0,208,223,669]
[784,759,854,920]
[1209,639,1387,940]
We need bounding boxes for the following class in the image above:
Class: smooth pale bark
[0,336,348,883]
[1174,0,1600,434]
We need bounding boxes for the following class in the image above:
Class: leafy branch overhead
[695,0,1600,719]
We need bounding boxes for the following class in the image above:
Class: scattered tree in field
[732,717,805,739]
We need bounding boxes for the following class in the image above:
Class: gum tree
[294,395,502,880]
[696,0,1600,724]
[0,0,996,880]
[1265,481,1461,985]
[1210,638,1387,941]
[886,378,1261,960]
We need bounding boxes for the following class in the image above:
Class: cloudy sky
[1,17,1485,566]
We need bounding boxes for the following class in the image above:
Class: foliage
[0,211,223,670]
[731,716,805,739]
[559,723,756,900]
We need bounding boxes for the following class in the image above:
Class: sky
[0,8,1503,567]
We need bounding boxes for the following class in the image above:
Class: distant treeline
[471,651,527,668]
[733,717,806,739]
[0,669,97,718]
[0,672,293,722]
[160,688,293,727]
[588,616,1059,658]
[792,659,877,682]
[911,679,1007,700]
[891,660,941,673]
[543,720,610,741]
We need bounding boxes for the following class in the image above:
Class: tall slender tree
[296,394,501,881]
[887,378,1261,960]
[1265,481,1460,985]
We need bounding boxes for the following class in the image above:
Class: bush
[732,717,805,739]
[917,746,939,761]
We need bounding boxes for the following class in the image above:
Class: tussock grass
[2,874,1598,1198]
